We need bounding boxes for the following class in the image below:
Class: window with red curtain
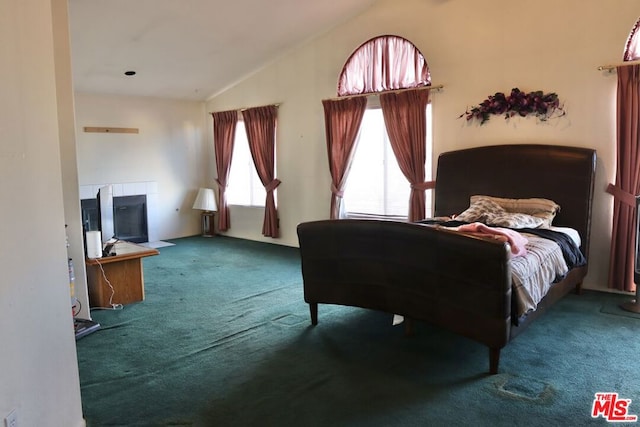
[607,16,640,293]
[337,35,431,96]
[227,117,267,207]
[344,104,433,220]
[331,35,435,221]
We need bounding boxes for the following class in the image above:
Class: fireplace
[81,195,149,243]
[113,195,148,243]
[80,181,158,243]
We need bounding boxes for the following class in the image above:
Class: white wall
[54,0,91,320]
[0,0,85,425]
[207,0,640,292]
[74,93,209,240]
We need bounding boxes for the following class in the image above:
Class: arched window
[324,35,434,221]
[337,35,431,96]
[623,17,640,61]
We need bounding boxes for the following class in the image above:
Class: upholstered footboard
[297,219,514,374]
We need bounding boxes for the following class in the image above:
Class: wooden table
[86,241,159,307]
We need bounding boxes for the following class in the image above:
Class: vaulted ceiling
[68,0,380,101]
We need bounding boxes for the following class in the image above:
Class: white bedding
[442,224,580,318]
[550,226,581,247]
[392,223,581,325]
[510,232,570,317]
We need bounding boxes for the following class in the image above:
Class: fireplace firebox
[113,195,148,243]
[81,195,148,243]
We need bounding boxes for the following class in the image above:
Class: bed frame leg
[309,303,318,325]
[489,348,500,375]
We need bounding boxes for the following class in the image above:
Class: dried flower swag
[461,88,565,125]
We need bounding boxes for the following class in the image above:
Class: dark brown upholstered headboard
[433,144,596,258]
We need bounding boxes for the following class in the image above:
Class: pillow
[455,198,505,223]
[455,197,546,228]
[486,212,545,229]
[470,195,560,228]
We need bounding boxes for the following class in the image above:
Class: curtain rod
[323,84,444,102]
[239,103,280,112]
[597,60,640,72]
[209,103,281,115]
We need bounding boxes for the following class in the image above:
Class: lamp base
[201,211,215,237]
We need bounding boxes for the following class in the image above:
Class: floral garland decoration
[460,88,565,125]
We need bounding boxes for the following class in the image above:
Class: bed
[296,144,596,374]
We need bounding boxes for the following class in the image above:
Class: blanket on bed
[420,219,585,269]
[517,227,586,268]
[455,222,528,257]
[419,219,587,318]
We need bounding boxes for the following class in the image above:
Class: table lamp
[193,188,217,237]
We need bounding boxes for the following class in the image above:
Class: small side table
[86,241,159,307]
[201,211,215,237]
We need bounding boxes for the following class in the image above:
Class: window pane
[344,105,432,219]
[227,123,266,207]
[384,137,410,216]
[425,103,433,218]
[344,109,386,215]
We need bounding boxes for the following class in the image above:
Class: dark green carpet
[76,236,640,426]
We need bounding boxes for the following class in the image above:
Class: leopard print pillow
[455,198,505,223]
[486,212,545,229]
[470,195,560,228]
[456,198,545,228]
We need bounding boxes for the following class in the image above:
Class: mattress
[441,224,581,318]
[511,231,571,317]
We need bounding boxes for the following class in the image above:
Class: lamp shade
[192,188,217,211]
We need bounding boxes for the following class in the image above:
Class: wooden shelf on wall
[83,127,139,134]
